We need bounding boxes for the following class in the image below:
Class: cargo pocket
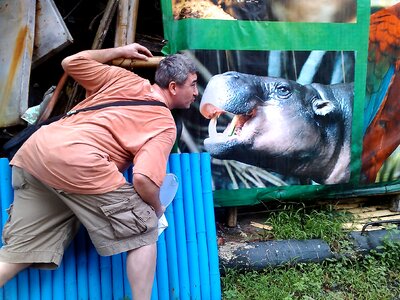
[100,197,156,239]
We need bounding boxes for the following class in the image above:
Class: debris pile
[0,0,165,155]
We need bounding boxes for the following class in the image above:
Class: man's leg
[57,183,159,298]
[126,243,157,300]
[0,167,79,285]
[0,262,31,287]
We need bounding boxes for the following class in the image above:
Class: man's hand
[132,173,164,218]
[157,205,166,219]
[118,43,153,61]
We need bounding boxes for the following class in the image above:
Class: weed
[265,204,353,251]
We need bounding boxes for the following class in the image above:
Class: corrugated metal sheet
[32,0,73,68]
[0,0,73,127]
[0,0,36,127]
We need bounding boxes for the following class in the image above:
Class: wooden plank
[250,221,273,231]
[339,206,392,214]
[342,223,385,231]
[343,214,400,230]
[359,215,400,222]
[352,210,400,220]
[341,199,400,231]
[317,197,369,207]
[334,203,362,210]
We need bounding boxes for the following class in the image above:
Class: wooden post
[114,0,129,47]
[37,72,68,122]
[113,0,163,68]
[65,0,119,112]
[390,194,400,212]
[111,56,164,68]
[92,0,119,49]
[115,0,139,46]
[227,207,238,227]
[126,0,139,44]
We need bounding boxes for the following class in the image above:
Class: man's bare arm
[132,173,164,218]
[61,43,153,69]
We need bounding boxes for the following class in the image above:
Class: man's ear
[169,81,177,95]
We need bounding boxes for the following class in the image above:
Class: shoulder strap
[65,100,167,116]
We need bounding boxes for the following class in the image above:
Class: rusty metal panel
[0,0,36,127]
[32,0,73,68]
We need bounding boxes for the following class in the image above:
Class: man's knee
[0,261,30,287]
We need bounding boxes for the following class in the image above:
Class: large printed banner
[160,0,400,206]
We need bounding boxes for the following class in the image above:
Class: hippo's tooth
[226,115,239,136]
[208,116,218,137]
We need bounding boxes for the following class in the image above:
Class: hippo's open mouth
[205,104,256,151]
[208,112,253,138]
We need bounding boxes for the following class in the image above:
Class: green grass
[221,204,400,300]
[264,204,353,249]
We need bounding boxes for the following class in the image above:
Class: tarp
[160,0,400,206]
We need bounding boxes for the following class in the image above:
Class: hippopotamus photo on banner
[199,71,354,185]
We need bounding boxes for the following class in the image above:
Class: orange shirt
[11,56,176,194]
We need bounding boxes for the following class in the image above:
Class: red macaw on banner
[361,3,400,183]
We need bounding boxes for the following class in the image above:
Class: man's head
[155,53,198,109]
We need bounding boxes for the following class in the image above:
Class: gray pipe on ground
[219,229,400,271]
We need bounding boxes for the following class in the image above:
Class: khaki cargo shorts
[0,166,158,270]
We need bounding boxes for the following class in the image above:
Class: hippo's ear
[309,83,336,116]
[312,99,335,116]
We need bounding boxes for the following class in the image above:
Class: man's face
[173,73,198,109]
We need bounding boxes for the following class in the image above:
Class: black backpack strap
[66,100,167,116]
[2,100,168,161]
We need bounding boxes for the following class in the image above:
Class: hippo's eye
[276,85,291,98]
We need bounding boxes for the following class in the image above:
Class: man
[0,43,198,299]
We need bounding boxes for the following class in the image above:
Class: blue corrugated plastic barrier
[0,153,221,299]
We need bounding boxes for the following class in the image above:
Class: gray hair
[154,53,197,88]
